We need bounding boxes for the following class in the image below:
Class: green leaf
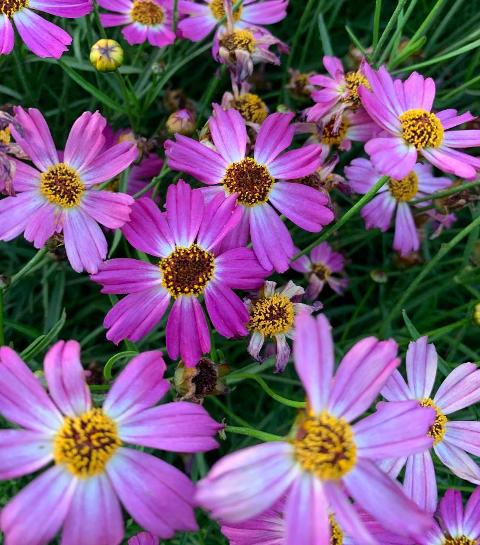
[21,309,67,362]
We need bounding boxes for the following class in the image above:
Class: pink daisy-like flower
[165,105,334,272]
[92,180,270,366]
[0,342,221,545]
[359,64,480,180]
[0,108,137,273]
[128,532,159,545]
[345,159,451,256]
[0,0,91,58]
[196,313,435,545]
[246,280,314,373]
[422,488,480,545]
[381,336,480,514]
[98,0,176,47]
[291,241,348,299]
[177,0,288,43]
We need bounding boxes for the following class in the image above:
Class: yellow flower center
[388,171,419,202]
[223,156,274,206]
[40,163,85,208]
[53,408,121,478]
[232,93,268,124]
[322,117,349,147]
[420,398,447,445]
[131,0,164,25]
[344,71,370,108]
[0,0,28,17]
[399,109,444,150]
[330,515,344,545]
[312,262,332,281]
[293,412,357,480]
[209,0,242,21]
[248,293,295,337]
[219,29,256,53]
[0,126,11,144]
[443,536,477,545]
[160,244,215,298]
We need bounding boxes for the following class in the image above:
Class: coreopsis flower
[422,488,480,545]
[177,0,288,43]
[90,38,124,71]
[306,56,371,124]
[246,280,313,372]
[222,85,268,126]
[359,65,480,179]
[197,313,435,545]
[0,342,221,545]
[92,180,270,366]
[98,0,176,47]
[128,532,159,545]
[345,159,451,256]
[0,0,91,58]
[165,105,334,272]
[381,336,480,513]
[0,108,137,273]
[291,242,348,299]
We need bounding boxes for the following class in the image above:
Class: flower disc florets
[420,398,447,445]
[248,293,295,337]
[223,156,274,206]
[219,30,256,54]
[399,109,444,150]
[209,0,242,20]
[344,71,370,108]
[40,163,85,208]
[388,171,419,202]
[232,93,268,124]
[0,0,28,17]
[131,0,164,25]
[444,537,476,545]
[322,117,348,146]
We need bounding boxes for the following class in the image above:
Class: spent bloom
[0,342,221,545]
[359,65,480,179]
[0,0,91,58]
[196,313,435,545]
[222,84,269,126]
[291,241,348,299]
[246,280,313,372]
[92,180,269,366]
[345,159,452,256]
[381,336,480,513]
[0,108,137,273]
[98,0,176,47]
[165,105,334,272]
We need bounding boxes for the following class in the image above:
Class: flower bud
[474,303,480,326]
[90,39,124,72]
[166,109,196,136]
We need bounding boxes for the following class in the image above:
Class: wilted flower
[222,85,268,126]
[90,38,124,72]
[166,109,196,136]
[174,358,229,402]
[286,68,314,99]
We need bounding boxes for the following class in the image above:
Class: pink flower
[0,341,221,545]
[165,105,334,272]
[291,241,348,299]
[0,0,92,58]
[177,0,288,43]
[381,336,480,514]
[359,65,480,180]
[196,313,435,545]
[345,159,451,256]
[0,108,137,273]
[422,488,480,545]
[91,180,270,366]
[128,532,159,545]
[98,0,176,47]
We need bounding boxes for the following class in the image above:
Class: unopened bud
[166,109,196,136]
[90,39,124,72]
[474,303,480,326]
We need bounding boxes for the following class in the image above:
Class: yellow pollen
[388,171,419,202]
[209,0,242,21]
[329,515,344,545]
[40,163,85,208]
[344,71,370,108]
[0,0,28,17]
[223,157,274,206]
[443,536,476,545]
[420,398,447,445]
[248,293,295,337]
[220,29,256,53]
[232,93,268,124]
[160,244,215,298]
[312,262,332,281]
[293,412,357,480]
[399,109,444,150]
[53,408,121,478]
[131,0,164,25]
[0,126,10,144]
[322,117,349,147]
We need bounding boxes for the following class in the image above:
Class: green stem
[228,374,306,408]
[372,0,382,48]
[372,0,408,63]
[225,426,283,442]
[8,247,49,289]
[411,179,480,204]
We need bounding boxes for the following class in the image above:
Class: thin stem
[228,374,306,408]
[373,0,382,48]
[8,247,49,289]
[411,179,480,204]
[372,0,408,63]
[225,426,283,442]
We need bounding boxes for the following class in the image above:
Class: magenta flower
[196,313,435,545]
[177,0,288,43]
[98,0,176,47]
[422,488,480,545]
[359,65,480,179]
[382,336,480,513]
[0,0,91,58]
[92,180,269,366]
[345,159,451,256]
[0,108,137,273]
[128,532,159,545]
[165,105,334,272]
[291,241,348,299]
[0,341,221,545]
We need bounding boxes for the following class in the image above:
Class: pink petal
[434,440,480,484]
[393,203,419,256]
[204,281,249,338]
[0,14,14,54]
[434,362,480,414]
[241,0,287,24]
[128,533,159,545]
[381,369,412,401]
[254,112,295,165]
[443,129,480,148]
[422,147,479,180]
[268,145,321,180]
[445,421,480,457]
[402,72,436,112]
[147,25,176,47]
[0,191,45,242]
[345,157,382,195]
[122,22,148,44]
[23,202,60,248]
[10,159,41,191]
[81,190,134,229]
[29,0,92,17]
[0,429,53,480]
[215,247,270,290]
[365,137,417,179]
[64,111,108,172]
[92,258,161,294]
[79,141,137,185]
[97,0,132,13]
[177,13,214,41]
[405,336,437,400]
[197,192,242,250]
[100,13,131,26]
[404,450,437,513]
[361,192,396,232]
[439,489,464,537]
[209,105,247,163]
[464,486,480,537]
[165,180,204,246]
